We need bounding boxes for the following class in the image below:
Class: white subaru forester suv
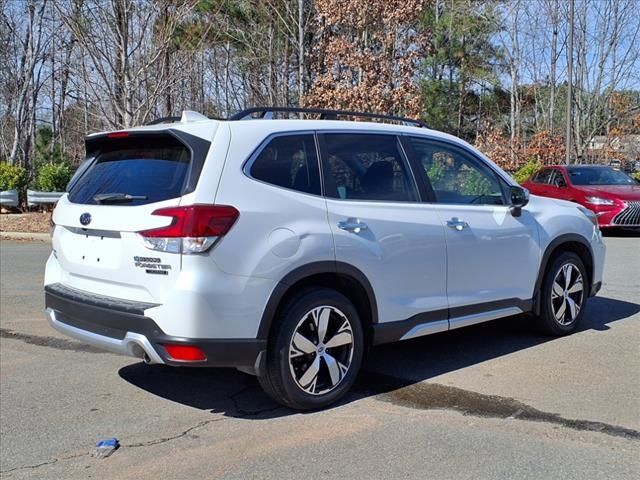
[45,107,605,410]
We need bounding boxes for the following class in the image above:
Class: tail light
[137,205,239,254]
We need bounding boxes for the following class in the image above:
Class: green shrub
[461,169,493,196]
[633,171,640,182]
[0,161,27,192]
[512,156,542,184]
[36,162,74,192]
[426,161,445,186]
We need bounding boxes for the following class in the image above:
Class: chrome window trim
[241,127,516,205]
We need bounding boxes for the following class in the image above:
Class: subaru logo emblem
[80,213,92,226]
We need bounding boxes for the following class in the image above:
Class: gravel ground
[0,212,50,233]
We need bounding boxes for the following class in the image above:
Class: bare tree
[2,0,50,165]
[498,0,522,161]
[56,0,198,128]
[570,0,640,159]
[2,0,638,174]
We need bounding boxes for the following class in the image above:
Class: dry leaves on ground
[0,212,51,233]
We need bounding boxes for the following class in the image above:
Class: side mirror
[509,186,529,217]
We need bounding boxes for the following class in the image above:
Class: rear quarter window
[249,134,321,195]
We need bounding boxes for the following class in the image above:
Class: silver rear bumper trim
[46,308,165,364]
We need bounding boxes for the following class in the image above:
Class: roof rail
[229,107,427,128]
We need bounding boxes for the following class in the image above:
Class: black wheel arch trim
[256,261,378,340]
[533,233,596,315]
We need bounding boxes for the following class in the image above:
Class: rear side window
[320,133,419,202]
[249,134,321,195]
[68,134,194,206]
[532,169,554,184]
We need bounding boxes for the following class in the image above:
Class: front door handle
[338,218,369,234]
[446,217,469,231]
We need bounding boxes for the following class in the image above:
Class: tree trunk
[509,2,520,163]
[297,0,304,105]
[549,0,558,135]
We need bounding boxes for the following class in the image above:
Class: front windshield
[567,167,637,186]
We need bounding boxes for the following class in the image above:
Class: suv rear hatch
[51,129,213,304]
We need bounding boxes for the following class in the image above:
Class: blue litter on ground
[94,438,120,458]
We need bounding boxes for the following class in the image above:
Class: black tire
[536,251,588,336]
[257,288,364,410]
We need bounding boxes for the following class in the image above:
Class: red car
[522,165,640,229]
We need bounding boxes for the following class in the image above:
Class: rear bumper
[44,283,265,368]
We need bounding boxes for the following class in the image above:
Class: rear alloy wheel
[537,252,588,335]
[258,288,363,410]
[288,305,355,395]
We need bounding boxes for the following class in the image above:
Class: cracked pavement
[1,237,639,479]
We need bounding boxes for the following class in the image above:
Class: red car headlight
[584,196,616,206]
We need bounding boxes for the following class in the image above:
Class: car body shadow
[119,296,639,419]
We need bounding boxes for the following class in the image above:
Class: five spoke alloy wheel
[550,263,584,325]
[288,306,354,395]
[258,288,363,410]
[538,251,588,336]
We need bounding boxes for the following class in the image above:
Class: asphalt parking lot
[1,236,639,479]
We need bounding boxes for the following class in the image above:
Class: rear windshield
[68,135,191,206]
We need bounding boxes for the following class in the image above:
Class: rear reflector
[162,344,207,362]
[137,205,239,254]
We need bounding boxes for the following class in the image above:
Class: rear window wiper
[93,193,148,204]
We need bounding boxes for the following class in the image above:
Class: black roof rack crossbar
[229,107,427,128]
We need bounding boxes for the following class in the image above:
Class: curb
[0,232,51,242]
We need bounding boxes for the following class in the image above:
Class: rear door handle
[446,218,469,231]
[338,218,369,233]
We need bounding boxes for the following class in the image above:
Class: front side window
[406,137,505,205]
[250,134,320,195]
[320,133,418,202]
[551,170,567,187]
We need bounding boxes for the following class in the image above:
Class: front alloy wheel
[550,263,584,326]
[537,251,588,336]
